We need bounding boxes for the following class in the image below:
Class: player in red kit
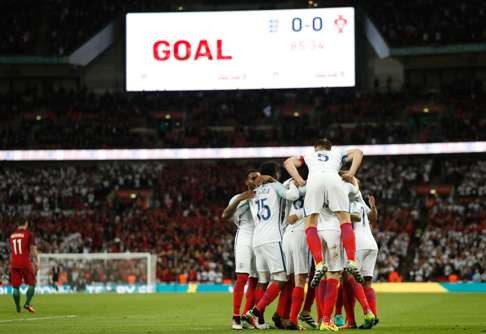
[9,220,38,313]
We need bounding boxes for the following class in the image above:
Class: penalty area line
[0,315,78,323]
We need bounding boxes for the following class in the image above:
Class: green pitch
[1,293,485,333]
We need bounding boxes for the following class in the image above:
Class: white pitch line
[0,315,78,324]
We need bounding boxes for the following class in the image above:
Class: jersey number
[12,239,22,255]
[317,153,329,162]
[256,199,271,221]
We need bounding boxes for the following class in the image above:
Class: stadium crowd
[365,0,486,46]
[1,1,485,55]
[1,157,484,285]
[0,89,484,149]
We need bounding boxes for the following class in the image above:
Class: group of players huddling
[224,138,379,331]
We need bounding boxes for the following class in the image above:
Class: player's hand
[294,178,306,187]
[368,195,376,208]
[33,262,39,272]
[350,212,361,222]
[238,190,255,201]
[287,214,299,225]
[340,171,355,182]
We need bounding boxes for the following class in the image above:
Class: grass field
[1,293,486,333]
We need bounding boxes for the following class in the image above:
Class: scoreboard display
[126,8,355,91]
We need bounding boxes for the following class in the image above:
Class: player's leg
[245,245,269,328]
[317,277,326,325]
[287,274,306,330]
[358,250,378,329]
[319,271,341,332]
[273,231,294,328]
[232,243,253,329]
[319,229,344,332]
[232,273,248,329]
[333,282,345,327]
[242,250,258,314]
[253,243,287,312]
[273,276,293,329]
[341,272,357,328]
[303,177,326,283]
[23,268,36,313]
[242,276,258,314]
[335,210,362,283]
[301,262,315,315]
[299,278,320,328]
[247,243,287,329]
[326,176,361,282]
[292,234,317,329]
[299,284,317,328]
[10,268,22,313]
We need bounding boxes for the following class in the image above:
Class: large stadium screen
[125,8,355,91]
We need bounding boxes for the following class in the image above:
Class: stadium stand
[364,0,486,46]
[2,0,485,56]
[0,89,484,149]
[0,157,484,284]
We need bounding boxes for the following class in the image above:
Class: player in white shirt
[284,138,364,287]
[280,180,317,330]
[348,177,379,329]
[222,170,260,330]
[245,162,300,330]
[316,181,375,332]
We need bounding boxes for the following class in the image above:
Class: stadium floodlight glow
[125,7,355,91]
[1,142,485,161]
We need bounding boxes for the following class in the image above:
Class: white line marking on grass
[0,315,78,324]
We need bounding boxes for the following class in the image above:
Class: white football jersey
[250,182,299,248]
[228,194,254,247]
[351,194,378,251]
[303,147,347,175]
[283,179,306,231]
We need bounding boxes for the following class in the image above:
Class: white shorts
[304,173,349,215]
[254,242,287,276]
[282,228,311,275]
[235,243,257,277]
[356,249,377,277]
[318,230,344,272]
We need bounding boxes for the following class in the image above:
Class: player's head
[245,169,261,190]
[18,219,29,229]
[314,138,332,151]
[259,161,281,181]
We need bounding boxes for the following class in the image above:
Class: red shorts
[10,267,36,287]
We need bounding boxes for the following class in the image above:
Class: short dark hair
[259,161,280,179]
[314,138,332,150]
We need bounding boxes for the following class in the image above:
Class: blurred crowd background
[1,157,484,285]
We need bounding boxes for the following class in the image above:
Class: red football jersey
[9,228,35,268]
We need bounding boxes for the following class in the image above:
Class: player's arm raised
[368,195,378,225]
[221,191,254,220]
[342,148,364,178]
[284,156,306,187]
